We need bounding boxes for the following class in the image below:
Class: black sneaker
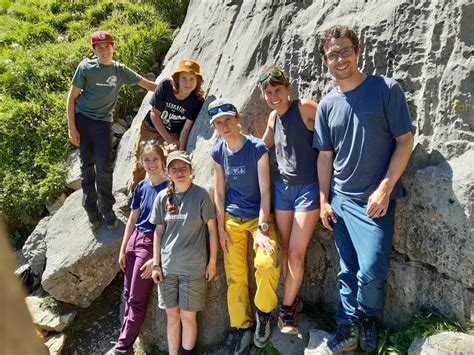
[254,310,271,348]
[359,315,377,352]
[104,211,119,231]
[278,304,298,334]
[327,323,359,353]
[87,210,101,230]
[233,327,252,354]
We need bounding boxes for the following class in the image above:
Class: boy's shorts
[274,180,320,212]
[158,273,206,311]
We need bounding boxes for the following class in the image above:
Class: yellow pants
[224,214,280,329]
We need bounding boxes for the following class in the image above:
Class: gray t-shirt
[72,59,141,122]
[313,75,412,202]
[150,184,216,277]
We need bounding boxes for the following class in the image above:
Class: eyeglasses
[208,103,238,116]
[324,46,357,62]
[139,140,160,147]
[258,69,287,84]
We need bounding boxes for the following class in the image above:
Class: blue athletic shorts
[274,180,320,212]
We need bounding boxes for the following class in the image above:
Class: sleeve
[119,64,141,85]
[210,142,221,163]
[149,193,164,225]
[255,139,269,161]
[149,80,168,111]
[200,191,216,223]
[385,81,413,137]
[71,62,85,88]
[313,101,334,151]
[186,98,204,122]
[130,183,142,210]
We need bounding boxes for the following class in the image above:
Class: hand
[68,127,80,146]
[320,201,337,231]
[118,251,126,272]
[367,185,390,218]
[253,231,275,255]
[139,259,153,279]
[166,141,179,152]
[205,262,216,281]
[218,229,232,253]
[152,266,163,284]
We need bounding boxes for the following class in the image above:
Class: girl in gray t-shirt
[150,151,217,354]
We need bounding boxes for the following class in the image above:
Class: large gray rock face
[110,0,471,349]
[41,190,128,307]
[408,331,474,354]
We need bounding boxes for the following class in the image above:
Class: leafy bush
[0,0,187,241]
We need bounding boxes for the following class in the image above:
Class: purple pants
[114,229,154,353]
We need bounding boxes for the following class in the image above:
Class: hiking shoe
[254,310,271,348]
[87,210,101,230]
[359,315,377,352]
[327,323,359,354]
[278,304,298,334]
[104,211,119,231]
[233,327,252,354]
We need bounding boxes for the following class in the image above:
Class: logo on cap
[185,61,193,67]
[98,32,106,40]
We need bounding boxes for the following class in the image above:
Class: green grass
[0,0,188,244]
[40,295,62,315]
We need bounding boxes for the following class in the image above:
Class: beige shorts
[158,273,207,311]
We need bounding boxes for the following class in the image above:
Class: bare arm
[118,208,140,271]
[317,150,336,231]
[299,99,318,131]
[66,86,82,146]
[150,108,177,145]
[367,132,414,218]
[178,119,194,151]
[254,152,275,255]
[151,224,164,283]
[262,111,276,148]
[214,161,232,253]
[205,218,218,281]
[137,78,157,92]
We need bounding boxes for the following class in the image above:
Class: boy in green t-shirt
[67,31,156,230]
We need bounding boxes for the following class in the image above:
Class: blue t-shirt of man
[313,75,412,202]
[211,135,268,219]
[131,178,168,233]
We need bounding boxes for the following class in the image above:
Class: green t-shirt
[72,59,141,122]
[150,184,216,277]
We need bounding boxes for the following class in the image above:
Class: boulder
[66,149,81,191]
[44,333,66,355]
[25,290,76,332]
[23,216,50,278]
[41,190,128,307]
[408,331,474,354]
[304,329,336,355]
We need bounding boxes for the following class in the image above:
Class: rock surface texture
[408,331,474,354]
[115,0,472,350]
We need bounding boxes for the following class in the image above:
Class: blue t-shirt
[211,135,268,219]
[131,178,169,233]
[313,75,412,202]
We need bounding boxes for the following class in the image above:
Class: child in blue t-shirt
[113,141,168,354]
[209,98,280,352]
[66,30,157,230]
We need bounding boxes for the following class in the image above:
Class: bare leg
[282,209,320,306]
[275,210,294,281]
[166,307,181,355]
[180,309,198,351]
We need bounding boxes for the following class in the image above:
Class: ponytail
[166,180,177,214]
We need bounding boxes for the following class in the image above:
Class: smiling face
[212,114,240,139]
[177,72,198,96]
[93,42,115,64]
[168,159,192,185]
[261,83,291,111]
[323,36,360,81]
[141,147,164,176]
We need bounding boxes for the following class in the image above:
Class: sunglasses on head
[208,103,238,116]
[258,69,287,84]
[139,140,160,147]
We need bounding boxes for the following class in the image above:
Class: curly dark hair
[318,25,360,57]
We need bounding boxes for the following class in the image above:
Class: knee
[180,312,197,325]
[287,248,305,265]
[166,308,181,323]
[357,266,389,287]
[254,255,276,274]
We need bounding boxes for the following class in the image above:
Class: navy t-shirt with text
[131,178,168,233]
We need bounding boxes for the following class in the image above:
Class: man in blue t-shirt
[313,26,413,353]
